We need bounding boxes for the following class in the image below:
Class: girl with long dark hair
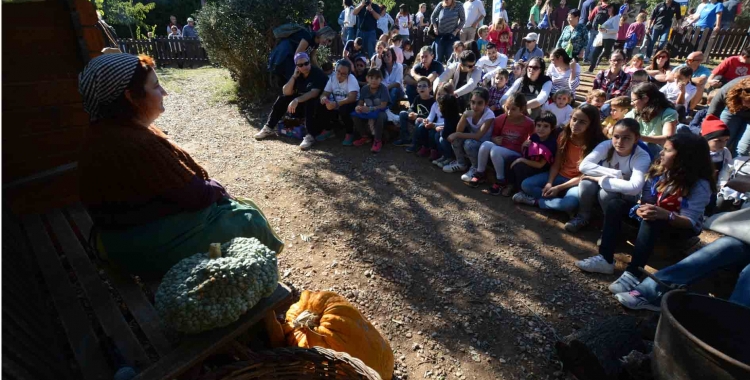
[626,82,678,157]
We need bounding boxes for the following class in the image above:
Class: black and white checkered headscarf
[78,53,140,120]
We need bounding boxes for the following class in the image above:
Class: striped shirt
[431,3,466,35]
[546,64,581,98]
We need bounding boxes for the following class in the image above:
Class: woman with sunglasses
[433,50,481,109]
[501,56,552,119]
[267,26,337,83]
[645,49,671,89]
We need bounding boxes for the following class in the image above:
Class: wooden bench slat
[133,283,292,380]
[22,214,112,380]
[67,203,174,358]
[45,210,151,368]
[2,322,65,380]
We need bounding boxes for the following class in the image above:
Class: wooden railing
[667,26,750,61]
[117,37,210,67]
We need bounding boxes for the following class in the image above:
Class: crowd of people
[255,0,750,311]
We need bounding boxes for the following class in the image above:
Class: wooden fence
[667,26,750,61]
[117,37,210,67]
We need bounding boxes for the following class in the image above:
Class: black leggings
[589,38,616,72]
[266,95,323,136]
[319,103,355,134]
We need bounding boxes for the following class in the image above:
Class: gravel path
[157,67,710,380]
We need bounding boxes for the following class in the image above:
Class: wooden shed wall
[2,0,104,213]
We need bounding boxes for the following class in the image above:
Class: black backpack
[592,5,610,28]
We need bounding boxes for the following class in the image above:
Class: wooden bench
[8,203,292,380]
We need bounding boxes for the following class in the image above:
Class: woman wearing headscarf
[78,54,283,275]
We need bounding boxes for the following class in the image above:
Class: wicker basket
[201,346,383,380]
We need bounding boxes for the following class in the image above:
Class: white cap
[187,17,195,22]
[522,32,539,41]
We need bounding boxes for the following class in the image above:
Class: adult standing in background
[461,0,486,42]
[580,0,597,61]
[353,0,382,58]
[312,2,327,32]
[342,0,358,43]
[529,0,543,28]
[182,18,198,38]
[551,0,570,29]
[721,0,739,29]
[555,9,589,62]
[645,0,682,59]
[430,0,466,63]
[496,1,509,24]
[416,3,430,28]
[694,0,723,35]
[377,6,395,37]
[396,4,413,38]
[588,3,621,73]
[166,15,181,34]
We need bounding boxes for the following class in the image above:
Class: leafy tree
[97,0,157,38]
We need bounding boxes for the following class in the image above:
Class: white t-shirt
[397,15,411,35]
[382,62,404,90]
[463,0,486,28]
[660,81,697,108]
[324,73,360,102]
[579,140,651,196]
[416,12,425,26]
[476,54,508,74]
[542,103,574,127]
[466,107,496,142]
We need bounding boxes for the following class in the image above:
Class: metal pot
[653,290,750,380]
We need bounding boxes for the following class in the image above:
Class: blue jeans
[521,173,580,214]
[343,27,357,44]
[433,34,457,63]
[437,133,454,159]
[389,87,404,105]
[646,27,670,59]
[598,198,697,275]
[451,138,483,168]
[586,28,598,62]
[357,29,377,58]
[722,109,750,156]
[634,236,750,308]
[411,123,438,150]
[398,111,413,141]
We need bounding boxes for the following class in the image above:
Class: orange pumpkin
[282,290,394,380]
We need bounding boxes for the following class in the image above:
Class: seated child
[447,41,464,65]
[371,41,386,69]
[395,77,436,147]
[432,85,462,167]
[402,40,415,67]
[390,34,404,64]
[601,96,632,138]
[702,115,732,205]
[542,89,573,128]
[442,87,496,183]
[584,89,607,120]
[468,93,535,195]
[408,83,451,160]
[660,65,696,123]
[624,53,645,74]
[496,31,511,56]
[683,88,720,135]
[488,69,510,116]
[352,68,391,153]
[505,111,559,197]
[477,26,489,56]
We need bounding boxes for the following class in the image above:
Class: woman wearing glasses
[625,82,678,157]
[645,49,671,89]
[267,26,337,83]
[501,56,553,118]
[592,50,631,101]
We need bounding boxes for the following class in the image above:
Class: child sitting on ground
[395,77,436,147]
[477,26,489,56]
[353,68,391,153]
[702,115,733,192]
[683,89,720,134]
[371,41,387,69]
[432,84,461,167]
[488,69,510,116]
[402,40,415,67]
[409,83,451,161]
[584,89,607,120]
[505,111,559,197]
[660,65,696,123]
[601,96,632,138]
[443,87,496,183]
[542,89,573,128]
[447,41,464,65]
[390,34,404,64]
[468,93,535,195]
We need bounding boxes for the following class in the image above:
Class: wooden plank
[2,79,82,109]
[21,214,112,380]
[67,203,174,357]
[2,324,63,379]
[2,104,89,137]
[132,283,292,380]
[45,210,151,367]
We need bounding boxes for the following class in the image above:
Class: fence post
[704,28,720,62]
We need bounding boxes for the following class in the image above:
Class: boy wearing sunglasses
[394,77,436,147]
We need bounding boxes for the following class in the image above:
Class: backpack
[592,5,609,28]
[273,24,307,40]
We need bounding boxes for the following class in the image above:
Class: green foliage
[99,0,156,38]
[197,0,316,102]
[155,238,279,334]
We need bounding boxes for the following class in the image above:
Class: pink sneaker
[353,137,372,147]
[371,139,383,153]
[429,149,440,160]
[417,146,430,157]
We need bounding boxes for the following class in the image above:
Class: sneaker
[460,167,477,182]
[371,139,383,153]
[609,271,640,294]
[254,125,276,140]
[575,254,615,274]
[434,157,450,167]
[405,145,418,153]
[512,192,536,206]
[487,182,502,195]
[417,146,430,157]
[466,171,486,188]
[316,130,334,141]
[565,215,590,233]
[393,138,412,146]
[443,161,468,173]
[299,134,315,150]
[429,149,441,161]
[353,137,372,147]
[342,134,355,146]
[615,290,661,312]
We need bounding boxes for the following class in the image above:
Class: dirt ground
[157,67,725,380]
